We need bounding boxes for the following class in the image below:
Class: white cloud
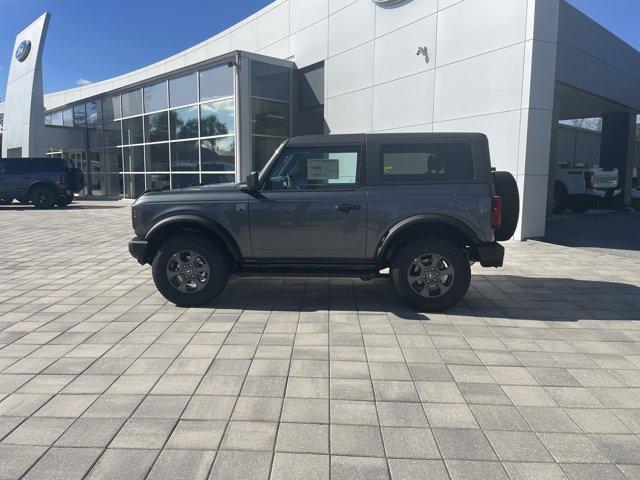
[76,78,92,86]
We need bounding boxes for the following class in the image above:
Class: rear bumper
[129,237,150,265]
[474,242,504,268]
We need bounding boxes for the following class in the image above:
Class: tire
[492,171,519,241]
[30,186,57,209]
[0,197,13,205]
[552,181,568,215]
[568,196,592,214]
[56,194,74,207]
[66,168,85,192]
[391,239,471,312]
[152,233,229,306]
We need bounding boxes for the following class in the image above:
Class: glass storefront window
[171,174,200,189]
[171,141,199,172]
[121,89,142,117]
[251,62,290,101]
[50,111,63,126]
[86,101,101,124]
[63,108,74,127]
[73,104,86,127]
[201,137,235,172]
[253,136,286,171]
[251,99,289,137]
[199,64,234,101]
[144,81,168,113]
[103,95,121,121]
[122,117,144,145]
[123,146,144,172]
[146,143,170,171]
[200,99,235,137]
[170,106,199,140]
[125,174,147,197]
[146,173,169,191]
[44,114,52,125]
[202,174,235,185]
[170,73,197,108]
[103,121,122,148]
[105,148,123,173]
[88,125,104,149]
[144,112,169,143]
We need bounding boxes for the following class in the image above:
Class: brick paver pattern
[0,201,639,480]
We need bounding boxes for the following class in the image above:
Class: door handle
[334,203,361,213]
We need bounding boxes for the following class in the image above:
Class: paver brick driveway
[1,201,640,480]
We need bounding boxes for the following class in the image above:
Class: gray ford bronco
[129,133,519,312]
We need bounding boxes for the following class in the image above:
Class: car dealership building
[1,0,639,239]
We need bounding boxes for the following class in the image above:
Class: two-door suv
[129,133,519,312]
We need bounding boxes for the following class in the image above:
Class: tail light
[491,195,502,229]
[59,174,66,185]
[584,171,594,188]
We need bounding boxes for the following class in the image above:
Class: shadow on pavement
[190,274,640,323]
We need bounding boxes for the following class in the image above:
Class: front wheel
[152,233,229,306]
[391,239,471,312]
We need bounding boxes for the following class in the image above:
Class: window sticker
[308,158,339,180]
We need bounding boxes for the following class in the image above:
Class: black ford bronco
[0,157,84,208]
[129,133,519,312]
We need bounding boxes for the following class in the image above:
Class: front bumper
[129,237,150,265]
[474,242,505,268]
[586,188,621,198]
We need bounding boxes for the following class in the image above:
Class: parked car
[128,133,519,312]
[554,164,620,214]
[0,157,84,208]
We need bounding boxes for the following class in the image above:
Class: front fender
[145,214,242,260]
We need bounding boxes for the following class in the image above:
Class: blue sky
[1,0,639,99]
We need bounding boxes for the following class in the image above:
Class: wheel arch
[376,215,481,266]
[27,181,58,195]
[145,215,242,263]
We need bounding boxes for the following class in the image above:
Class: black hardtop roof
[286,132,488,148]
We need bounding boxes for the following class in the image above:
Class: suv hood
[134,182,246,204]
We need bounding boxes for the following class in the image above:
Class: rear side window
[380,143,475,183]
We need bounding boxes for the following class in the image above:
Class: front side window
[263,147,359,191]
[380,143,475,183]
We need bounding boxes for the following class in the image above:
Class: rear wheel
[391,239,471,312]
[30,186,56,209]
[152,233,229,306]
[56,194,74,207]
[553,181,568,214]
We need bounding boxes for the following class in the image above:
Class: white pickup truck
[554,165,621,214]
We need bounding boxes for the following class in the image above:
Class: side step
[236,262,384,279]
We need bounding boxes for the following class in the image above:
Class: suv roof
[287,132,489,148]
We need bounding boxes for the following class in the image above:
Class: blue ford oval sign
[372,0,407,4]
[15,40,31,62]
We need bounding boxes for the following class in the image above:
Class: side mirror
[246,171,259,191]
